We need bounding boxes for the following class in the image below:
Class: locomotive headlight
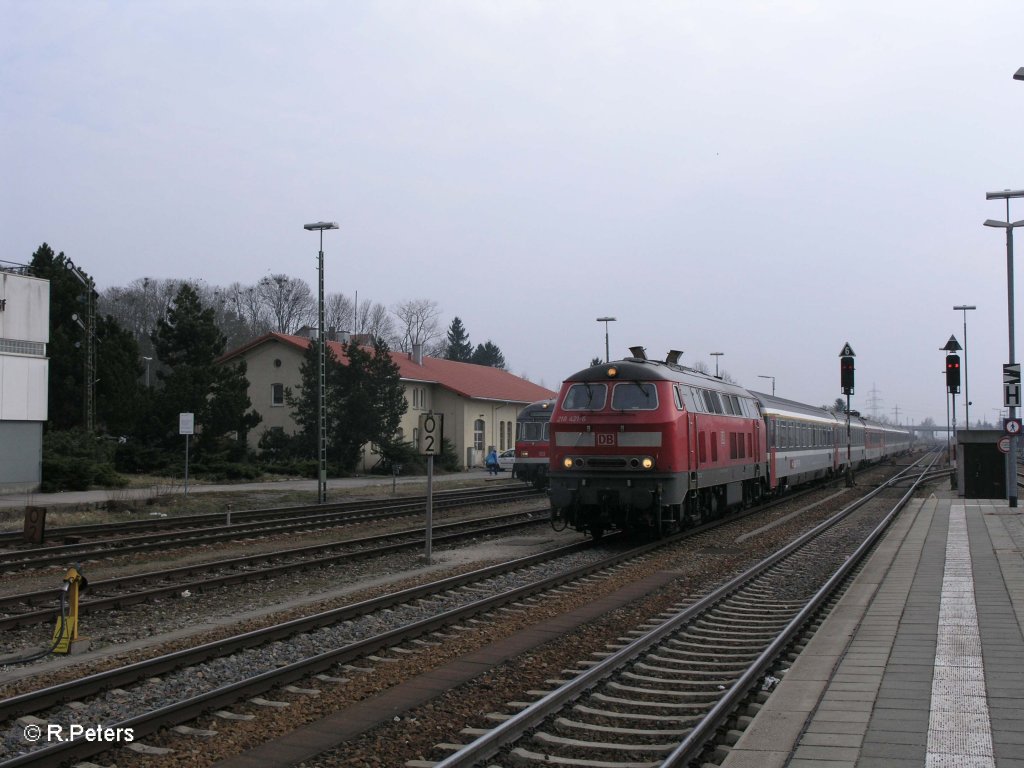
[641,457,654,470]
[563,457,574,469]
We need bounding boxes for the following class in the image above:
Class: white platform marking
[925,505,994,768]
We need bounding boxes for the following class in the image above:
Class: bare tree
[392,298,442,353]
[98,276,185,355]
[325,292,355,335]
[221,282,272,339]
[256,274,314,334]
[358,301,398,346]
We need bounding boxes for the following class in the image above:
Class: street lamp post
[710,352,724,377]
[952,305,976,428]
[304,221,339,504]
[985,188,1024,507]
[596,317,616,363]
[757,374,775,396]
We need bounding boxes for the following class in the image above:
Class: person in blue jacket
[485,447,499,475]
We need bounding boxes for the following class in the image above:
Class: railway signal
[840,356,855,395]
[839,342,855,395]
[838,343,856,487]
[945,354,961,393]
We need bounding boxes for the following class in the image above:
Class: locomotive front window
[611,382,659,410]
[522,422,544,441]
[562,383,607,411]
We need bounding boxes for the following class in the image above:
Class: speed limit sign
[418,412,444,455]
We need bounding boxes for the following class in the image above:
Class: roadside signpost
[418,412,443,564]
[179,413,194,497]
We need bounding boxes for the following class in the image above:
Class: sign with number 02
[418,412,443,455]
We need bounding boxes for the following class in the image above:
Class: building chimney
[412,343,424,365]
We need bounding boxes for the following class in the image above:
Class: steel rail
[0,485,535,545]
[660,450,939,766]
[430,451,938,767]
[0,533,689,768]
[0,510,549,631]
[0,489,539,573]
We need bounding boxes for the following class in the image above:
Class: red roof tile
[221,332,557,404]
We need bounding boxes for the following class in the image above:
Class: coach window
[271,383,285,406]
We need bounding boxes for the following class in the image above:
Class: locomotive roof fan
[628,346,647,360]
[665,349,683,365]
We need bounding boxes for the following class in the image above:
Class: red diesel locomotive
[547,348,910,539]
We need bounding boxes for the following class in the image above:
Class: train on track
[526,348,911,539]
[512,398,555,488]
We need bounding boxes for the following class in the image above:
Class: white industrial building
[0,266,49,492]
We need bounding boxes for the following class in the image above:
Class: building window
[271,383,284,406]
[411,387,427,409]
[474,419,485,451]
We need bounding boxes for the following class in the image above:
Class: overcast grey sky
[4,1,1024,426]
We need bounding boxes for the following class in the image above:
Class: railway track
[0,537,636,766]
[0,510,548,634]
[0,457,936,767]
[425,452,939,767]
[0,486,541,573]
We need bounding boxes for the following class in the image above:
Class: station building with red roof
[218,331,556,471]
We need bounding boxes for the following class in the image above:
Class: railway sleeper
[639,655,753,670]
[607,681,731,698]
[572,703,703,726]
[702,614,792,629]
[553,717,691,738]
[666,637,767,653]
[624,671,741,689]
[532,729,681,752]
[509,746,661,767]
[588,693,709,711]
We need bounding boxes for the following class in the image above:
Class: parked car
[498,449,516,472]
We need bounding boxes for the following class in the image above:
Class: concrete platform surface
[721,489,1024,768]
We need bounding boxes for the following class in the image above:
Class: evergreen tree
[287,338,408,472]
[151,283,259,452]
[285,338,341,460]
[366,338,408,452]
[444,316,473,362]
[471,340,506,369]
[28,243,93,430]
[334,339,408,470]
[96,315,146,436]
